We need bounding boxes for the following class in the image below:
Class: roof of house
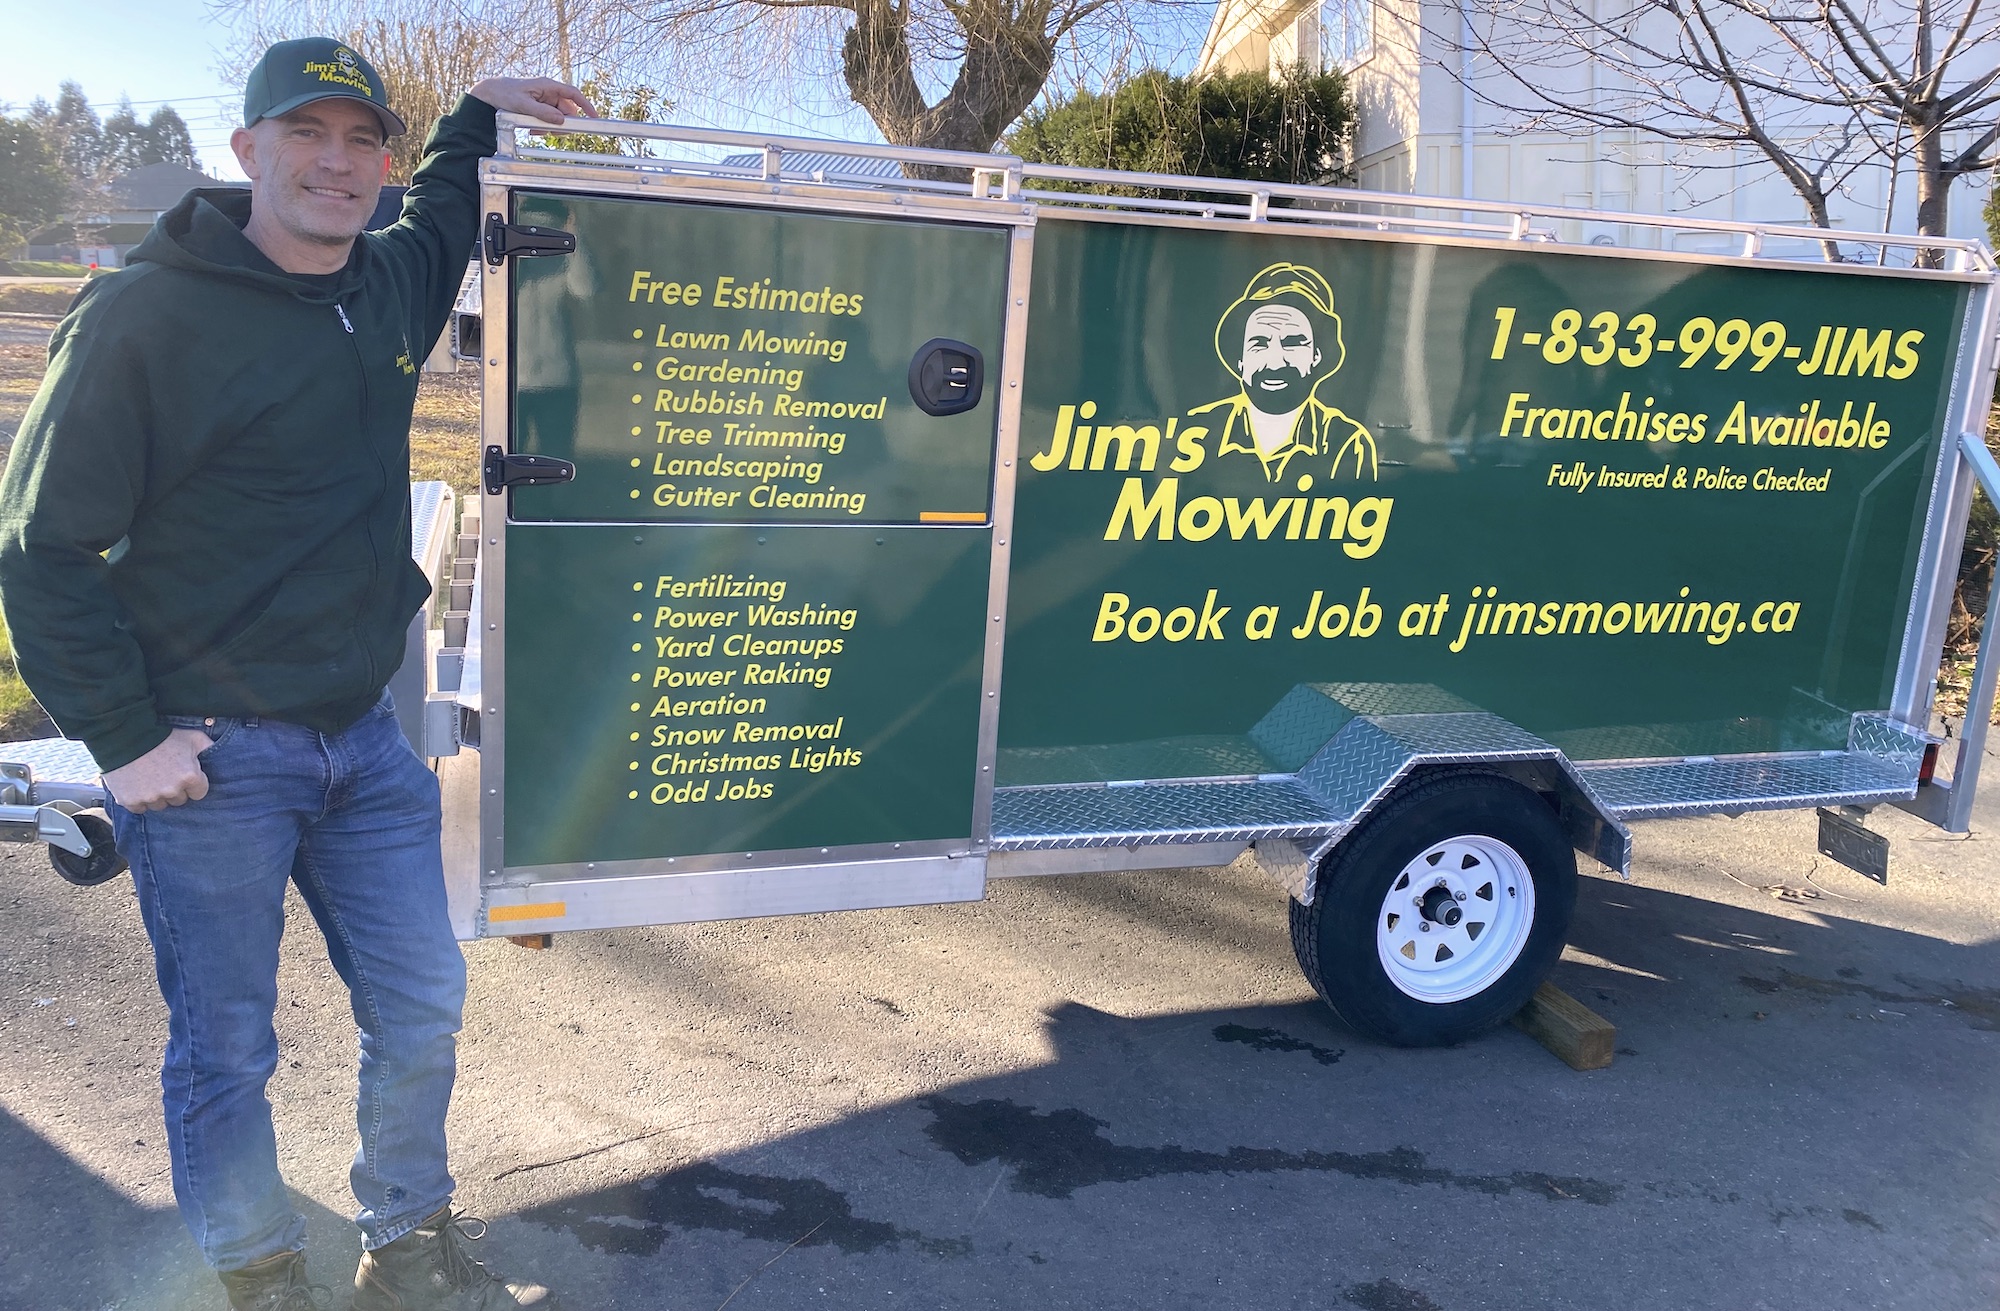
[105,162,245,213]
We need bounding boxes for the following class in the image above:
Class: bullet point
[630,426,641,436]
[631,612,642,621]
[628,761,639,770]
[632,329,644,339]
[631,643,641,652]
[629,732,640,741]
[630,672,641,682]
[632,361,643,372]
[629,702,641,712]
[630,489,641,499]
[630,458,641,468]
[631,393,643,404]
[628,791,639,799]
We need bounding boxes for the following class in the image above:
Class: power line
[82,94,237,109]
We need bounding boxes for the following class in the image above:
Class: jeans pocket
[161,715,239,752]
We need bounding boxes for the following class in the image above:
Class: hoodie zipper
[336,299,383,690]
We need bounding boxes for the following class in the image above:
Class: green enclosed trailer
[12,114,2000,1046]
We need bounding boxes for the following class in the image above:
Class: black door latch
[483,214,577,266]
[483,447,575,495]
[908,338,985,417]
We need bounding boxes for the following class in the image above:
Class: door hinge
[483,213,577,266]
[483,446,576,495]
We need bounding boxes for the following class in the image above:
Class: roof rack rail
[494,112,1996,274]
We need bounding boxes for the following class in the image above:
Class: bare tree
[1443,0,2000,260]
[633,1,1209,158]
[215,0,650,179]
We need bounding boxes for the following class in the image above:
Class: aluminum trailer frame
[410,113,2000,938]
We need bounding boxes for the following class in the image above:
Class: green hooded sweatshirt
[0,96,498,773]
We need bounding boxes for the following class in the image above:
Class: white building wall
[1197,0,1994,250]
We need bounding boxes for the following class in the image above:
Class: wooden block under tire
[1511,981,1615,1070]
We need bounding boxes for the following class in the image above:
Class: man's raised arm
[375,77,593,348]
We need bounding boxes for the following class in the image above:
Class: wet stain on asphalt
[1843,1208,1885,1231]
[919,1096,1618,1204]
[524,1160,966,1257]
[1739,969,2000,1029]
[1213,1023,1345,1066]
[1344,1279,1443,1311]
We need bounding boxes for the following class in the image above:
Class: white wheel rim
[1375,834,1536,1004]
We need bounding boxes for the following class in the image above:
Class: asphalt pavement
[4,766,1999,1311]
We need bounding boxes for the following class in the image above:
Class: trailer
[12,114,2000,1047]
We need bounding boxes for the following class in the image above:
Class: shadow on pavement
[500,874,2000,1311]
[3,1105,360,1311]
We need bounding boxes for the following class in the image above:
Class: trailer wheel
[1289,772,1575,1047]
[49,811,127,888]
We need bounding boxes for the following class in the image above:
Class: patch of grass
[409,366,482,496]
[1938,409,2000,725]
[0,620,53,742]
[1,261,94,277]
[0,285,79,315]
[0,342,48,461]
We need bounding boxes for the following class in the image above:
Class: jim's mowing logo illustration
[303,46,376,96]
[1026,261,1389,558]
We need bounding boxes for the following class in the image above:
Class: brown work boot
[353,1208,557,1310]
[216,1249,326,1310]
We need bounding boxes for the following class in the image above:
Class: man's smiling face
[237,99,389,250]
[1238,304,1321,415]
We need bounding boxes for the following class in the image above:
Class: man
[1189,261,1377,483]
[0,38,592,1311]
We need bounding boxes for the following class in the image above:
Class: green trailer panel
[996,218,1970,781]
[507,193,1009,525]
[502,525,991,868]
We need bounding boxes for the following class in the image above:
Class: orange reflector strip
[488,901,566,923]
[919,511,987,523]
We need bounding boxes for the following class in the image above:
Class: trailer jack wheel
[49,811,127,888]
[1290,773,1576,1047]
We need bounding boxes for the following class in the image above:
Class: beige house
[28,163,246,268]
[1197,1,1992,251]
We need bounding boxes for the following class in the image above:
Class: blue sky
[0,0,878,181]
[0,0,252,178]
[0,1,1208,179]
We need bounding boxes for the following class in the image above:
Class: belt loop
[244,714,259,729]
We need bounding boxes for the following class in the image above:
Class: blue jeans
[112,693,465,1272]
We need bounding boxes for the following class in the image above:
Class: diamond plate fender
[1248,685,1631,904]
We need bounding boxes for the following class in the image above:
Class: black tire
[1289,772,1576,1047]
[48,811,127,888]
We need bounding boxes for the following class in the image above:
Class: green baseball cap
[243,37,407,138]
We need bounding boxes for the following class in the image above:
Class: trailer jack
[0,760,125,886]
